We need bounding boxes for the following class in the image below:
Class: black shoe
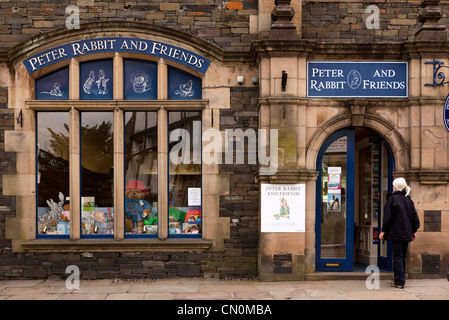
[391,283,404,289]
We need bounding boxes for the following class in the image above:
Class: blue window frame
[124,59,158,100]
[35,67,69,100]
[80,59,113,100]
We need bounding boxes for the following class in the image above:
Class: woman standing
[379,178,420,289]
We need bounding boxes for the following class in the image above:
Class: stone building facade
[0,0,448,280]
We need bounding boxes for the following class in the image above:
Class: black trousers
[392,241,409,286]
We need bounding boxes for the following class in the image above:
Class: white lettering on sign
[28,48,69,71]
[310,80,346,91]
[311,68,344,78]
[24,37,210,74]
[373,69,396,77]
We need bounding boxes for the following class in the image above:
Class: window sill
[22,238,212,253]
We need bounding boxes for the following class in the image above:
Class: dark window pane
[81,112,114,237]
[37,112,70,236]
[125,112,158,236]
[168,111,202,237]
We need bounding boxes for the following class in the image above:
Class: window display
[34,61,204,240]
[81,112,114,237]
[168,111,202,237]
[36,112,70,237]
[124,112,158,236]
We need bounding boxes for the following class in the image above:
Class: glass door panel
[316,129,354,271]
[321,150,347,259]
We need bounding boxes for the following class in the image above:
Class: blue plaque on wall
[307,61,408,98]
[124,59,157,100]
[80,59,113,100]
[35,67,69,100]
[168,67,202,100]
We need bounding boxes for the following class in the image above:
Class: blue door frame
[316,128,355,271]
[315,128,394,272]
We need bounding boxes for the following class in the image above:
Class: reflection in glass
[125,112,158,236]
[321,137,347,258]
[37,112,70,237]
[168,111,202,237]
[81,112,114,237]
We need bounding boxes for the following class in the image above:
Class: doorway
[315,127,394,272]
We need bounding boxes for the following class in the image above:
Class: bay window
[33,56,205,241]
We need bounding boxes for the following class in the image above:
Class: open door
[316,129,355,271]
[316,128,394,272]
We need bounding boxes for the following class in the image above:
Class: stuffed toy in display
[125,180,152,233]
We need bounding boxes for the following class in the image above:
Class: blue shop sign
[307,62,408,98]
[23,37,211,75]
[444,94,449,132]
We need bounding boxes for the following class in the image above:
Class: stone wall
[219,86,260,279]
[0,0,257,52]
[302,1,422,42]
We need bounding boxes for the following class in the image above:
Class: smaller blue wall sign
[307,62,408,98]
[444,94,449,132]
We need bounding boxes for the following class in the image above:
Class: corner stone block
[3,174,35,196]
[5,130,35,153]
[203,87,230,109]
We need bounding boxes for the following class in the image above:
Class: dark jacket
[382,190,420,242]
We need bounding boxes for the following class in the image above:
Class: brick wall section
[302,2,424,42]
[0,0,257,52]
[219,86,259,279]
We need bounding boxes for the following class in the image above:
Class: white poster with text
[261,184,306,233]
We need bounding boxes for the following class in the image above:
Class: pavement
[0,277,448,300]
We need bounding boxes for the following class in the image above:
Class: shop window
[125,111,158,237]
[168,67,202,100]
[124,59,158,100]
[33,57,205,241]
[81,112,114,237]
[36,112,70,237]
[168,111,202,237]
[80,59,114,100]
[35,67,69,100]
